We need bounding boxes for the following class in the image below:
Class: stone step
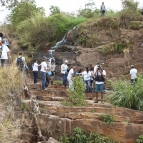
[37,96,65,101]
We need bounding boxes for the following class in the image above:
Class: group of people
[61,60,106,103]
[32,56,56,90]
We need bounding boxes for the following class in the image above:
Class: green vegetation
[101,41,130,54]
[53,80,63,86]
[136,135,143,143]
[99,113,114,126]
[106,75,143,111]
[9,0,44,26]
[59,127,116,143]
[62,76,87,106]
[20,103,29,111]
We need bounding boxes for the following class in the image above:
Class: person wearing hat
[40,57,48,90]
[61,60,68,87]
[130,65,137,85]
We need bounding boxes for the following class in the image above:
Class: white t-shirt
[67,69,74,80]
[0,44,10,59]
[130,68,137,79]
[61,63,68,74]
[0,37,2,41]
[96,70,106,84]
[82,71,91,81]
[32,63,38,71]
[40,61,47,72]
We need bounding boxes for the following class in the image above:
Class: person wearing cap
[130,65,137,85]
[61,60,68,87]
[40,57,48,90]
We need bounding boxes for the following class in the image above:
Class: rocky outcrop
[18,83,143,143]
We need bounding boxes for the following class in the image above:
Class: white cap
[64,60,68,63]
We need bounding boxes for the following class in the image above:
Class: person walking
[67,66,76,90]
[100,2,106,17]
[16,52,28,85]
[32,59,40,84]
[82,67,92,93]
[0,40,11,67]
[61,60,68,87]
[94,65,106,103]
[130,65,137,85]
[40,57,48,90]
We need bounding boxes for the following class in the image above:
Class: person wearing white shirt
[40,57,48,90]
[32,59,40,84]
[130,65,137,84]
[67,66,76,90]
[0,40,11,67]
[100,2,106,16]
[82,67,92,93]
[61,60,68,87]
[94,66,106,103]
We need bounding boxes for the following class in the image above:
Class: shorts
[95,84,104,92]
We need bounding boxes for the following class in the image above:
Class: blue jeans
[41,71,46,90]
[62,73,67,87]
[84,80,92,92]
[33,71,38,83]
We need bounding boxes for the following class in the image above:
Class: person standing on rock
[67,66,77,90]
[40,57,48,90]
[48,59,56,86]
[100,2,106,17]
[94,65,106,103]
[32,59,40,84]
[16,52,28,85]
[0,40,11,67]
[82,67,92,93]
[130,65,137,85]
[61,60,68,87]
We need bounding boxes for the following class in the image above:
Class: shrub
[136,135,143,143]
[106,75,143,111]
[59,127,116,143]
[63,76,86,106]
[99,113,114,126]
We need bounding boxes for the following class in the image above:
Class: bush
[136,135,143,143]
[106,75,143,111]
[63,76,86,106]
[59,127,116,143]
[15,13,87,52]
[99,113,114,126]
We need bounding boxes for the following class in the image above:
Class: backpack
[0,46,3,57]
[95,71,105,82]
[16,57,24,71]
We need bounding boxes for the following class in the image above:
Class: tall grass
[0,64,23,142]
[107,75,143,111]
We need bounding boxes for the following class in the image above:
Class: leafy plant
[136,135,143,143]
[20,103,29,111]
[70,127,87,143]
[106,75,143,111]
[65,76,87,106]
[59,127,116,143]
[99,113,114,126]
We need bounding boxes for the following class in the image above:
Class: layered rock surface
[19,82,143,143]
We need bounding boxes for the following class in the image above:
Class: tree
[9,0,45,25]
[49,5,61,15]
